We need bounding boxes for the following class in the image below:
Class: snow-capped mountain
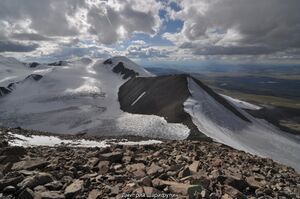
[0,56,189,139]
[0,55,300,171]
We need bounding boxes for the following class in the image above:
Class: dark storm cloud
[11,33,52,41]
[0,41,38,52]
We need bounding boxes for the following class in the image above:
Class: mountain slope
[184,77,300,171]
[0,55,300,171]
[119,73,300,171]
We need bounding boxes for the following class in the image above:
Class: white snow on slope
[6,132,162,148]
[131,92,146,106]
[221,94,261,110]
[0,56,189,140]
[184,77,300,171]
[0,55,53,87]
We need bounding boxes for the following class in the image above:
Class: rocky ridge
[0,130,300,199]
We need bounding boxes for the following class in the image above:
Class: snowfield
[220,94,262,110]
[6,132,162,148]
[184,77,300,171]
[0,56,189,140]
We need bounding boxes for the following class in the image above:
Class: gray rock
[2,185,16,194]
[35,191,65,199]
[99,152,123,163]
[97,161,110,174]
[146,163,163,176]
[141,176,152,187]
[87,189,102,199]
[126,163,146,172]
[0,175,24,190]
[64,180,83,199]
[189,161,200,174]
[178,167,190,178]
[12,159,49,171]
[223,185,247,199]
[18,173,54,189]
[44,181,63,191]
[19,188,34,199]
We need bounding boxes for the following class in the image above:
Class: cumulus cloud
[126,42,171,59]
[0,0,162,58]
[0,0,162,43]
[0,0,300,63]
[165,0,300,57]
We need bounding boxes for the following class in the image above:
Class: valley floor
[0,127,300,198]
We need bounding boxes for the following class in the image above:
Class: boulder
[178,167,191,178]
[12,159,49,171]
[126,163,146,172]
[97,161,110,174]
[246,176,265,189]
[133,170,146,179]
[44,181,63,191]
[146,163,164,176]
[2,185,16,194]
[189,161,200,174]
[19,188,34,199]
[87,189,102,199]
[161,180,202,197]
[35,191,65,199]
[223,185,247,199]
[0,146,26,157]
[99,152,123,163]
[18,173,54,189]
[141,176,152,187]
[0,175,24,190]
[64,180,83,199]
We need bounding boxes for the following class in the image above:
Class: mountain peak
[104,56,153,77]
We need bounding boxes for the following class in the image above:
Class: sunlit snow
[184,77,300,171]
[6,132,162,148]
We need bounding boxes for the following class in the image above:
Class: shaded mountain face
[0,55,300,171]
[118,75,202,139]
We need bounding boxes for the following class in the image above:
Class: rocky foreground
[0,139,300,199]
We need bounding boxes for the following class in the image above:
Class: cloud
[0,0,300,64]
[86,0,161,44]
[165,0,300,56]
[11,33,52,41]
[0,40,38,52]
[126,43,171,59]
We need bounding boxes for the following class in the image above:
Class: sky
[0,0,300,67]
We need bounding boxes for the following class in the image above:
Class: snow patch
[221,94,261,110]
[6,132,162,148]
[131,92,146,106]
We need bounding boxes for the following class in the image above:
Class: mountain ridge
[0,55,300,171]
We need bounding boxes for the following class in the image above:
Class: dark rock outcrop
[118,75,203,138]
[112,62,139,79]
[0,87,11,97]
[103,58,112,65]
[29,62,39,68]
[0,74,43,97]
[48,61,66,66]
